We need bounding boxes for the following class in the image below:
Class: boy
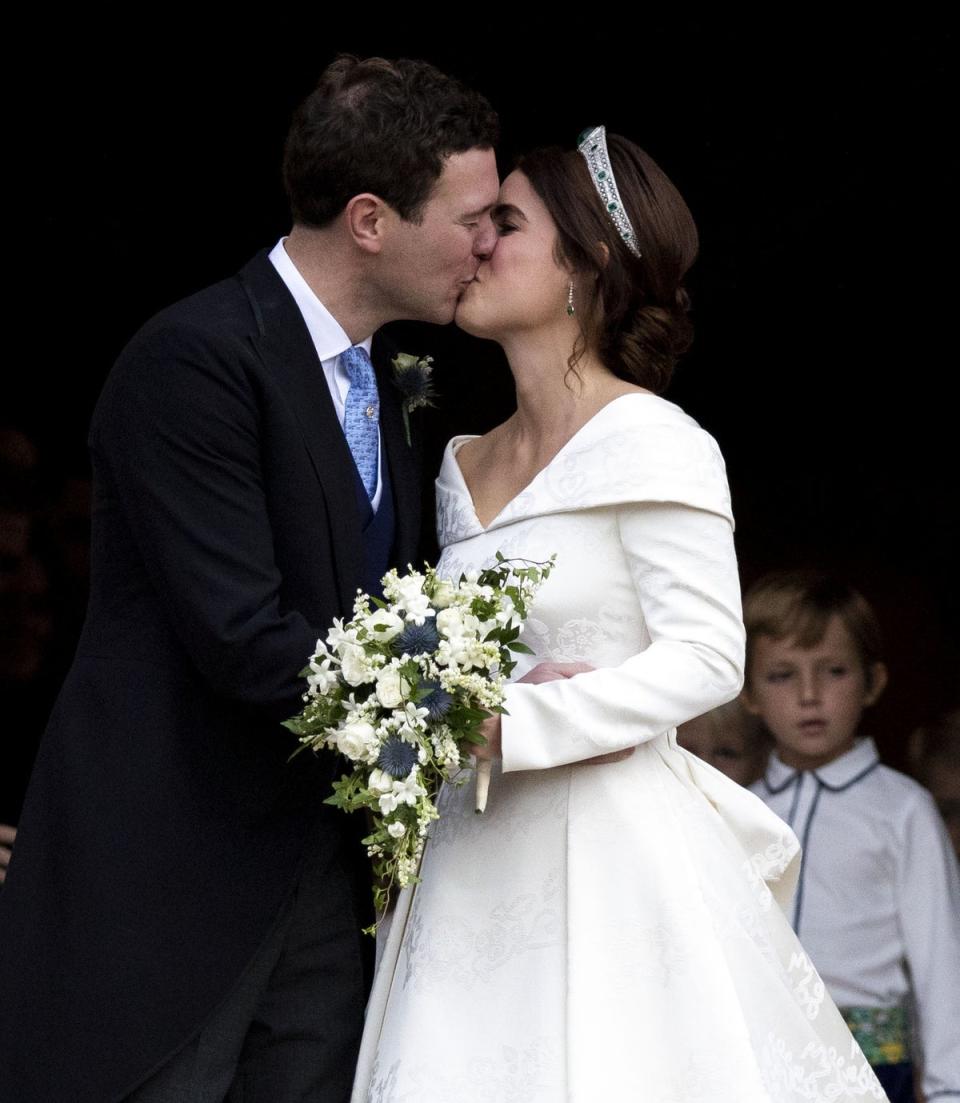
[743,569,960,1103]
[677,698,770,787]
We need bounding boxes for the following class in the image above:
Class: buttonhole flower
[392,352,436,446]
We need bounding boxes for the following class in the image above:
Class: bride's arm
[499,499,745,773]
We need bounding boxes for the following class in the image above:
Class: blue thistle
[392,353,437,446]
[392,353,436,408]
[392,619,440,657]
[377,737,418,779]
[420,680,453,722]
[395,367,433,403]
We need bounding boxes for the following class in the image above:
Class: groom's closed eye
[459,204,496,228]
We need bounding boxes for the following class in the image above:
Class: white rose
[362,607,404,642]
[340,643,373,686]
[402,593,434,625]
[375,666,406,709]
[436,607,465,638]
[368,768,394,793]
[395,573,426,608]
[431,579,457,608]
[386,821,406,839]
[336,721,375,761]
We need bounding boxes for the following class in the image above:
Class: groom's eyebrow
[492,203,527,221]
[461,202,496,219]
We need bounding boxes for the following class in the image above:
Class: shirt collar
[762,736,881,794]
[267,238,372,364]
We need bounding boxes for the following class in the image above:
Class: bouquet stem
[475,758,492,814]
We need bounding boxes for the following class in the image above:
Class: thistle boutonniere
[391,353,437,446]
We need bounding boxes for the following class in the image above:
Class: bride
[352,128,886,1102]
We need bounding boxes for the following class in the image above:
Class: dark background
[3,15,956,817]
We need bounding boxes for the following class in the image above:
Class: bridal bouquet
[284,554,554,929]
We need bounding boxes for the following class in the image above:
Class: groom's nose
[473,216,497,260]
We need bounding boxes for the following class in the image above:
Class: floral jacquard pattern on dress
[352,395,887,1102]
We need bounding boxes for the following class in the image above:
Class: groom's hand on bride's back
[473,663,634,765]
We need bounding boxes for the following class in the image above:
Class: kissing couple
[0,54,888,1103]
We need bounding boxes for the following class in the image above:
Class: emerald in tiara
[577,125,642,259]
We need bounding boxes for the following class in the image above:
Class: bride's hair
[518,135,698,392]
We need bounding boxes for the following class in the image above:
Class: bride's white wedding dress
[351,394,885,1102]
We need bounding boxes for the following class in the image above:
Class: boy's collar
[762,737,881,794]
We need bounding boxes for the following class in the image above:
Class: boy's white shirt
[752,736,960,1099]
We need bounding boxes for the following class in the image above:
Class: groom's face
[381,147,499,324]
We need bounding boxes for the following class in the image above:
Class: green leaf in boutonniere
[391,353,436,446]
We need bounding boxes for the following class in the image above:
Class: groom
[0,56,499,1103]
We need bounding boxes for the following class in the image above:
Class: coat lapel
[237,251,364,612]
[372,333,422,570]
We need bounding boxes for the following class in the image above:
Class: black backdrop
[7,15,957,771]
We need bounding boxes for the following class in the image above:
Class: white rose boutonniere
[391,352,436,446]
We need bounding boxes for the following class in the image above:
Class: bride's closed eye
[491,201,526,238]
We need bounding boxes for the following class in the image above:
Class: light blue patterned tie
[341,344,380,501]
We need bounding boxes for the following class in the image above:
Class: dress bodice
[433,393,746,773]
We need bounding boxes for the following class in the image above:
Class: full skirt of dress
[352,737,885,1102]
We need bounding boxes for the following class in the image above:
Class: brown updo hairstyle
[517,134,698,392]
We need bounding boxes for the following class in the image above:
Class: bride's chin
[454,302,488,338]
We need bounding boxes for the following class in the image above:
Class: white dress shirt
[752,737,960,1098]
[268,238,382,510]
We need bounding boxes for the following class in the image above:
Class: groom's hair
[283,56,499,228]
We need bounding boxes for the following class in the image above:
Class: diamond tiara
[577,125,642,258]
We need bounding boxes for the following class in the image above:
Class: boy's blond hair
[743,569,884,689]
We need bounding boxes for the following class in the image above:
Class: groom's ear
[345,193,389,254]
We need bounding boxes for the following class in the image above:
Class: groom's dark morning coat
[0,251,424,1102]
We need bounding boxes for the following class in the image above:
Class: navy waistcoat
[353,445,397,601]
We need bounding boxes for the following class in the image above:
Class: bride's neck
[501,334,621,450]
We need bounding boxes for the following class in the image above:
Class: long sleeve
[895,790,960,1100]
[500,498,745,773]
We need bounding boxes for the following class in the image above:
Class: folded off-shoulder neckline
[446,393,669,533]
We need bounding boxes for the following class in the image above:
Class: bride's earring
[566,282,575,316]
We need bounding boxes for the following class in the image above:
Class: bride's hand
[470,662,634,765]
[472,662,588,759]
[517,661,594,685]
